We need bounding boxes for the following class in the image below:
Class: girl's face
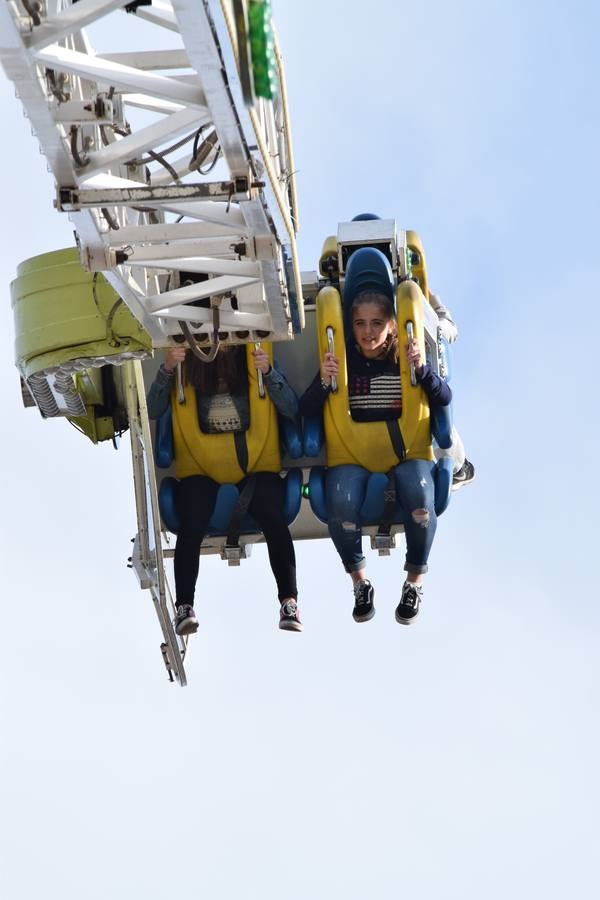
[351,302,395,358]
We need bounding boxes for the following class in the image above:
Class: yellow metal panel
[319,235,338,276]
[172,343,282,483]
[406,229,430,300]
[315,283,434,470]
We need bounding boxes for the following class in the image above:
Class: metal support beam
[25,0,127,50]
[147,273,260,313]
[123,360,187,685]
[35,44,207,108]
[98,49,190,70]
[1,0,301,348]
[57,178,253,210]
[81,106,206,177]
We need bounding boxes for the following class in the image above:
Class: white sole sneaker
[279,619,303,632]
[175,608,199,636]
[452,460,475,492]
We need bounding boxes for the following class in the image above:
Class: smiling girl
[301,289,451,624]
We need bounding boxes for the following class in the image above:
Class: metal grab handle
[406,321,417,387]
[326,326,337,393]
[254,341,266,398]
[176,362,185,404]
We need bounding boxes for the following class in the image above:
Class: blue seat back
[279,415,303,459]
[433,457,453,516]
[302,414,323,457]
[343,247,395,331]
[431,404,453,451]
[155,404,174,468]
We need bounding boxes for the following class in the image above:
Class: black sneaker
[395,582,423,625]
[175,604,199,636]
[352,579,375,622]
[452,458,475,491]
[279,599,303,632]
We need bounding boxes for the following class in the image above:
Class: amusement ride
[1,0,458,684]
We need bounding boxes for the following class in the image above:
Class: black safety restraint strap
[233,431,249,475]
[378,470,397,537]
[376,421,407,539]
[385,420,406,464]
[225,474,256,551]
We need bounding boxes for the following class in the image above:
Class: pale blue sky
[1,2,599,898]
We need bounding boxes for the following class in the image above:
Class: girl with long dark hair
[147,344,302,635]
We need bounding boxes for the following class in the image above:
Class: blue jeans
[325,460,438,575]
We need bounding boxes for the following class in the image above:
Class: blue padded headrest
[343,247,395,308]
[352,213,381,221]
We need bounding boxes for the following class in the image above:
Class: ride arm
[146,364,174,420]
[429,291,459,343]
[263,364,299,420]
[415,363,452,407]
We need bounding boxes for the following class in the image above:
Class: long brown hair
[350,291,398,363]
[184,345,248,394]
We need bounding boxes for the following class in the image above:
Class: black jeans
[174,471,297,606]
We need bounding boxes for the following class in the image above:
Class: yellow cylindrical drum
[11,247,151,378]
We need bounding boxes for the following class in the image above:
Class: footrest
[220,543,253,566]
[370,533,396,555]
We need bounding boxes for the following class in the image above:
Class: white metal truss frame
[124,358,188,685]
[0,0,302,347]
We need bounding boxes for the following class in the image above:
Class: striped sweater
[299,342,451,421]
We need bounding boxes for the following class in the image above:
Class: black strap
[233,430,249,474]
[377,469,397,537]
[225,475,257,550]
[386,419,406,464]
[375,422,405,541]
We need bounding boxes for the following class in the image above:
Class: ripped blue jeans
[325,460,438,575]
